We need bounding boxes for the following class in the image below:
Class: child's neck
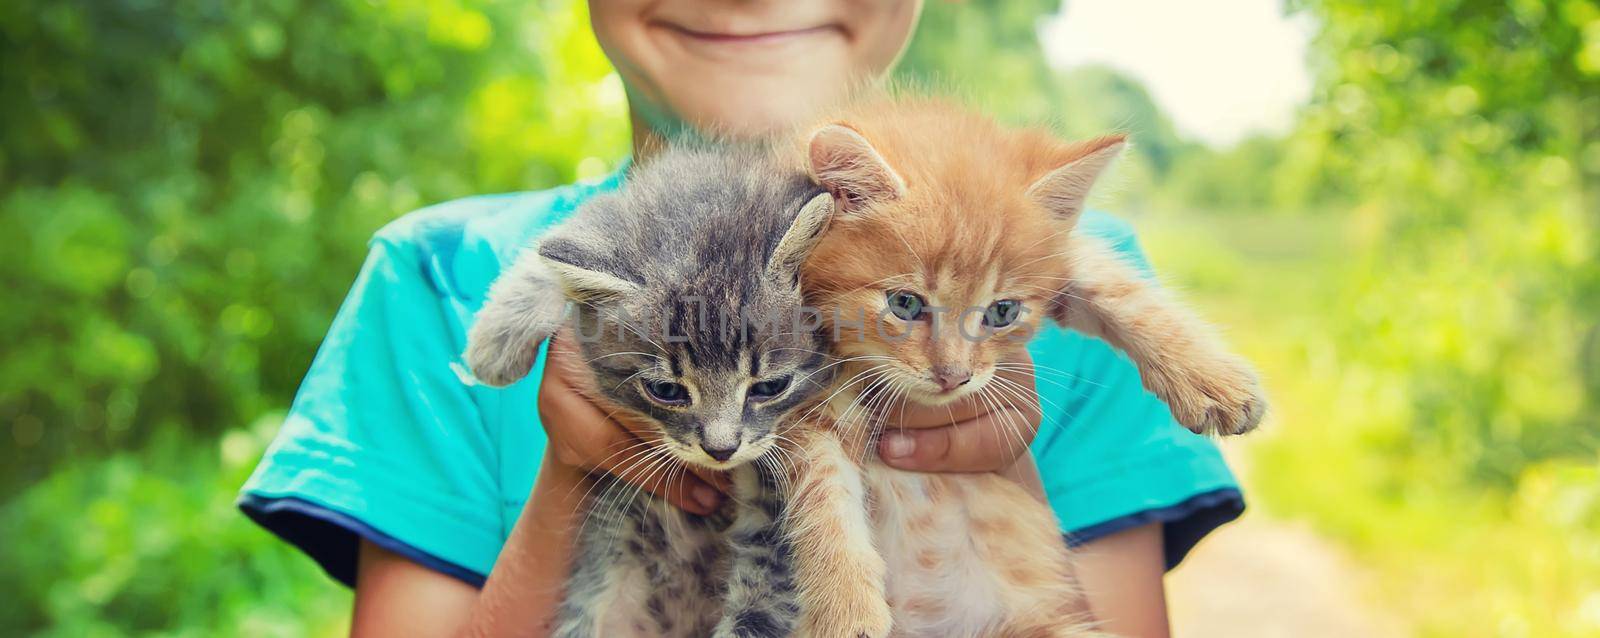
[630,110,665,169]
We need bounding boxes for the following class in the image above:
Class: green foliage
[895,0,1061,121]
[0,0,628,490]
[1144,1,1600,634]
[0,418,349,637]
[1045,66,1192,209]
[1156,135,1289,213]
[1048,66,1189,176]
[1279,0,1599,515]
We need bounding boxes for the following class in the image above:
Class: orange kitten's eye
[886,290,926,320]
[983,300,1022,328]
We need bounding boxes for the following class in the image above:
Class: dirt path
[1166,511,1404,638]
[1163,440,1404,638]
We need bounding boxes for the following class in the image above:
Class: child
[239,2,1243,636]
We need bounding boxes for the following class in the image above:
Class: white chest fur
[865,464,1010,638]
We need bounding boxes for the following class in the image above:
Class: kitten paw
[797,600,892,638]
[1155,354,1267,436]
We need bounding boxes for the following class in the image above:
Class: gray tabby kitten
[464,146,837,638]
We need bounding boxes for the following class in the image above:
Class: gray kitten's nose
[701,441,739,462]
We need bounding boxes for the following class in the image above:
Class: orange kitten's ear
[1026,134,1127,226]
[807,124,905,216]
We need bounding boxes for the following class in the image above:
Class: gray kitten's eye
[642,379,690,405]
[886,290,926,321]
[748,376,791,401]
[983,299,1022,328]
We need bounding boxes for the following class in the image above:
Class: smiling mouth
[656,22,839,47]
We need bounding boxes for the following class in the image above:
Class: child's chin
[681,86,838,138]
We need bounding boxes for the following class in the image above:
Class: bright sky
[1039,0,1315,147]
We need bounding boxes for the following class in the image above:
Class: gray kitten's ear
[465,254,568,387]
[807,124,905,216]
[1026,134,1127,227]
[536,236,641,303]
[766,192,835,283]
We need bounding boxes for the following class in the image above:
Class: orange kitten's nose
[932,367,972,391]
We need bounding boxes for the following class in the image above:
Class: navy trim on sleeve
[238,494,488,589]
[1064,487,1244,571]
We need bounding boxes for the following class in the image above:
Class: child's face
[590,0,922,138]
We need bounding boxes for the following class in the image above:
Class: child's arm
[352,543,479,637]
[458,449,590,638]
[1073,523,1173,638]
[352,450,586,638]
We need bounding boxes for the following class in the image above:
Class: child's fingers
[687,466,734,495]
[877,401,1041,472]
[886,394,987,429]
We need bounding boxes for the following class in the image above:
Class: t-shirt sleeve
[1028,212,1245,570]
[237,233,503,588]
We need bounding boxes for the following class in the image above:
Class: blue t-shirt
[238,169,1243,588]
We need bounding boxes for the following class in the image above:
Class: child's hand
[875,354,1043,473]
[536,336,729,515]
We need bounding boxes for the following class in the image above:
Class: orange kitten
[783,99,1266,638]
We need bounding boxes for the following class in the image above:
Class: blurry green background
[2,0,1596,636]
